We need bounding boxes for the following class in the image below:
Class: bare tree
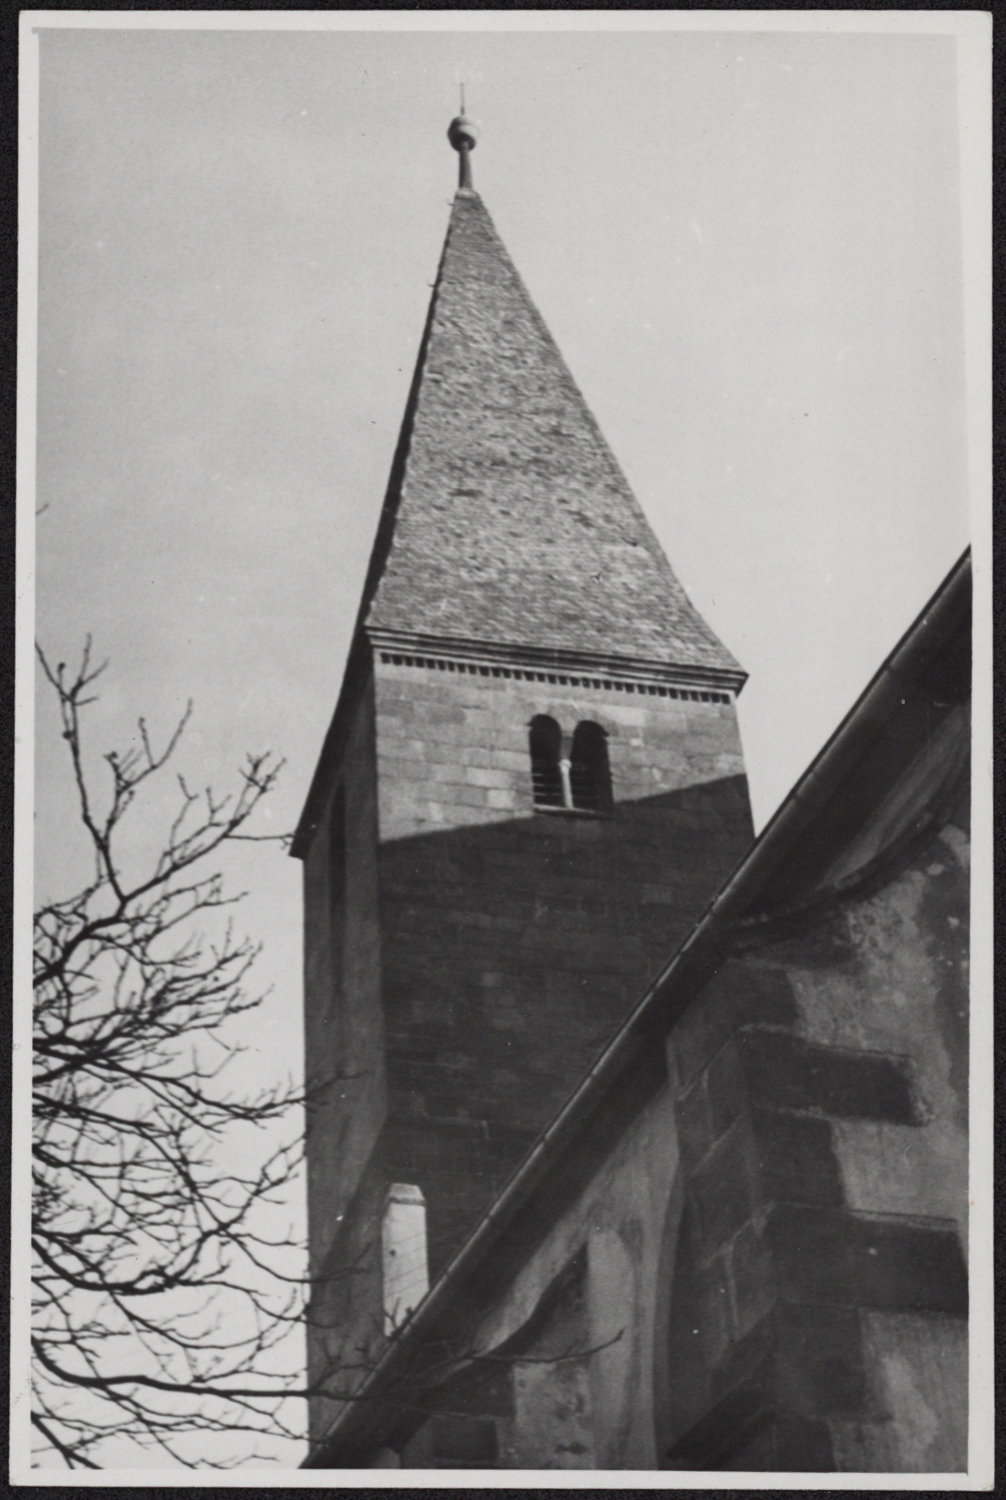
[30,644,614,1471]
[31,641,307,1469]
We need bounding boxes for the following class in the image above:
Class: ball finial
[447,114,478,155]
[447,104,478,191]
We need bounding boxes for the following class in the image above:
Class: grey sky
[27,17,979,1471]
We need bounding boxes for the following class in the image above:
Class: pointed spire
[363,186,743,685]
[447,92,478,192]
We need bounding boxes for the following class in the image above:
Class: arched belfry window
[530,716,612,814]
[529,716,564,808]
[570,722,613,813]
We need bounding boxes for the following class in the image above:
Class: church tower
[292,114,754,1428]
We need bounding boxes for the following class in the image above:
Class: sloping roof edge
[302,545,971,1467]
[289,200,455,861]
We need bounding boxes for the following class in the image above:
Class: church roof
[362,187,741,678]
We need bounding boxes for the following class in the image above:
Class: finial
[447,93,478,192]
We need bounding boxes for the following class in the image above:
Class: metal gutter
[303,547,970,1467]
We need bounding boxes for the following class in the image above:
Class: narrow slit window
[569,721,612,813]
[529,715,564,808]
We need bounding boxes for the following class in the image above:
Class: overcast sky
[25,14,984,1471]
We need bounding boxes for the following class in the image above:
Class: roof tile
[366,190,741,676]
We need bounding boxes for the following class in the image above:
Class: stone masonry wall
[386,806,969,1472]
[661,808,969,1471]
[398,1084,683,1470]
[373,656,753,1269]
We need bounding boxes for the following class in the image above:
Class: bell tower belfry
[292,115,753,1431]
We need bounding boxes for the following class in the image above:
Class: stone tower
[292,116,754,1429]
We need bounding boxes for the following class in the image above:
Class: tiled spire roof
[363,188,742,679]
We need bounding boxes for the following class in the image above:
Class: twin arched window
[529,716,612,814]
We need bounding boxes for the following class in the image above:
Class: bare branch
[32,643,310,1468]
